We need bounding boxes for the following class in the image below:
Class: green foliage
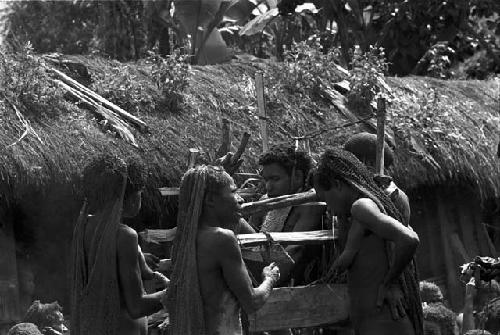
[3,1,97,55]
[347,45,388,116]
[269,35,343,96]
[147,48,190,110]
[0,43,62,115]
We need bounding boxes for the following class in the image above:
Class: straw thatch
[0,54,498,218]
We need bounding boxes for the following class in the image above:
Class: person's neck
[198,212,220,229]
[340,190,363,217]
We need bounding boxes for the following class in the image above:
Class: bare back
[82,218,146,335]
[197,227,244,335]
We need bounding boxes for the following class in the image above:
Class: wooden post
[255,72,268,152]
[216,118,231,158]
[375,97,386,175]
[187,148,200,169]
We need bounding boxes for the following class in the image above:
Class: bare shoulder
[117,224,138,248]
[351,198,383,222]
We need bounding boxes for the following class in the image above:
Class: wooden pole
[216,118,231,158]
[47,67,148,131]
[187,148,200,169]
[375,97,386,175]
[255,72,269,152]
[232,132,251,164]
[240,190,322,216]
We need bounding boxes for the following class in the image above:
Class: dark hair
[315,147,423,335]
[259,144,313,180]
[82,154,127,211]
[124,159,146,198]
[82,154,146,210]
[420,281,444,304]
[344,132,394,168]
[23,301,63,330]
[423,302,457,335]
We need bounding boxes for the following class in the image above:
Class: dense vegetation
[1,0,498,79]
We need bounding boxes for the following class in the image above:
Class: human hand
[376,283,407,320]
[262,262,280,283]
[465,277,477,298]
[143,252,160,270]
[153,271,170,288]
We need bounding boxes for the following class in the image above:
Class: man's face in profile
[209,179,243,230]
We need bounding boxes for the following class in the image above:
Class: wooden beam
[240,190,322,216]
[48,67,148,131]
[255,71,268,152]
[247,284,349,331]
[138,229,335,245]
[238,230,336,247]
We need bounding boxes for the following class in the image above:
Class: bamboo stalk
[47,67,148,131]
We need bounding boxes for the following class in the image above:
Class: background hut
[0,53,498,331]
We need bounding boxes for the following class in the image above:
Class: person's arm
[117,227,165,319]
[351,198,419,286]
[278,205,325,283]
[462,278,476,334]
[333,220,364,272]
[216,229,279,314]
[138,246,156,280]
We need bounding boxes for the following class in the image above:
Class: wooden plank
[255,71,268,152]
[0,215,20,322]
[237,230,336,247]
[247,284,349,331]
[139,227,177,244]
[138,229,335,245]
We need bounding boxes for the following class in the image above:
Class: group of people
[62,132,451,335]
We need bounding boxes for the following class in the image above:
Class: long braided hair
[315,147,423,335]
[167,165,232,335]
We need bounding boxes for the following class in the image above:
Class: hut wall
[0,207,21,334]
[13,183,82,314]
[408,185,491,311]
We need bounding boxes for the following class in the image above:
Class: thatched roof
[0,54,498,214]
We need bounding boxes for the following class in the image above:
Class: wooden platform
[247,284,349,331]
